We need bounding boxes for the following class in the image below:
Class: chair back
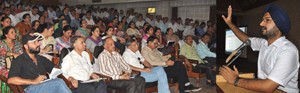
[0,75,25,93]
[93,46,104,58]
[58,48,74,68]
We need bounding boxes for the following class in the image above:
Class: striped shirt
[94,49,131,80]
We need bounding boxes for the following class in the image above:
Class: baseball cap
[22,33,44,45]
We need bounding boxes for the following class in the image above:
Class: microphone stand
[226,48,245,66]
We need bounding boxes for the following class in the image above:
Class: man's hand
[120,73,130,80]
[222,5,233,25]
[142,68,151,73]
[68,77,78,88]
[32,75,47,84]
[166,60,175,66]
[91,73,100,79]
[219,65,239,84]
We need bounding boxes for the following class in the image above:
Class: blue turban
[264,4,291,35]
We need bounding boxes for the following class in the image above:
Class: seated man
[122,37,170,93]
[8,33,71,93]
[61,36,107,93]
[141,36,202,93]
[94,37,145,93]
[196,33,216,68]
[179,35,216,86]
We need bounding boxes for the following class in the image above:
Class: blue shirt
[196,40,216,59]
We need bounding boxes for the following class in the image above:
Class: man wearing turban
[219,4,299,93]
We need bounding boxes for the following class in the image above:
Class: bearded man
[219,4,299,93]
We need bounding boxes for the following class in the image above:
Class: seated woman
[53,19,68,38]
[141,26,154,48]
[0,26,23,71]
[55,25,72,52]
[61,36,107,93]
[75,20,91,38]
[37,24,57,60]
[165,28,180,45]
[102,26,125,54]
[0,16,12,37]
[86,26,102,53]
[154,28,165,48]
[15,14,31,36]
[139,22,150,37]
[126,21,141,38]
[31,20,40,33]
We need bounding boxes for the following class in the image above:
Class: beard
[261,26,279,39]
[29,46,40,54]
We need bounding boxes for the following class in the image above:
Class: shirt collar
[266,36,286,47]
[103,49,118,56]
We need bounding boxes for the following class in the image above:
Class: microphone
[226,39,251,63]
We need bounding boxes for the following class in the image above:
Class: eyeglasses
[261,18,275,23]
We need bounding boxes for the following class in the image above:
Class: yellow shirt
[180,43,204,64]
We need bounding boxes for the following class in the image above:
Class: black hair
[31,20,39,26]
[63,25,73,33]
[0,16,11,27]
[1,26,15,40]
[32,6,38,10]
[147,36,157,44]
[145,26,153,34]
[1,16,10,22]
[90,26,100,35]
[125,35,137,47]
[154,28,161,33]
[22,13,30,21]
[36,23,54,33]
[166,28,172,34]
[70,36,83,47]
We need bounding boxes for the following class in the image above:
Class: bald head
[103,38,115,53]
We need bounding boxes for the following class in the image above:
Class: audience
[0,26,22,67]
[15,13,31,36]
[142,36,202,93]
[55,25,72,52]
[94,38,145,93]
[8,33,72,93]
[0,3,218,92]
[75,20,90,38]
[85,26,102,53]
[37,24,57,60]
[196,33,216,68]
[179,35,216,86]
[123,37,170,93]
[61,36,107,93]
[141,26,154,48]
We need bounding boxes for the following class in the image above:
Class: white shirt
[122,49,145,68]
[9,14,18,26]
[85,18,95,26]
[250,37,299,92]
[168,23,179,33]
[48,10,57,19]
[61,50,94,81]
[136,20,145,29]
[183,25,195,37]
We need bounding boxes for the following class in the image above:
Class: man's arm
[222,5,249,42]
[8,75,46,85]
[237,78,279,93]
[220,66,279,93]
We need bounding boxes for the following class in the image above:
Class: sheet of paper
[81,78,106,83]
[41,68,62,83]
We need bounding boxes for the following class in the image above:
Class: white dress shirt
[61,50,93,81]
[250,37,299,92]
[122,49,145,69]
